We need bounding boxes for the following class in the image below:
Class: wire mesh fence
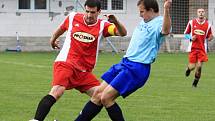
[156,0,215,52]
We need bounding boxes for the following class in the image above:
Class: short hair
[84,0,101,11]
[197,8,205,11]
[137,0,159,13]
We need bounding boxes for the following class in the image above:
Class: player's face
[138,4,151,22]
[197,8,205,19]
[84,6,101,25]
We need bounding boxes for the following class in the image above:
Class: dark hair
[84,0,101,11]
[137,0,159,13]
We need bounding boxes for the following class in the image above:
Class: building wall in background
[0,0,140,37]
[0,0,215,52]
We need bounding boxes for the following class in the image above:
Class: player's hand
[191,35,197,41]
[104,14,118,24]
[50,39,60,49]
[164,0,172,9]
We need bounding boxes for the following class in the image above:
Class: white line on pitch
[0,60,49,68]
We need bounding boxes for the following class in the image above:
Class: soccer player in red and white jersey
[30,0,127,121]
[184,8,213,87]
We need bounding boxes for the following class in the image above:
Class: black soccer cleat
[192,79,199,87]
[185,68,191,77]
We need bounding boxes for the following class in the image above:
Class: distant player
[29,0,127,121]
[184,8,213,87]
[74,0,172,120]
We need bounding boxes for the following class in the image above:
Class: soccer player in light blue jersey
[75,0,172,120]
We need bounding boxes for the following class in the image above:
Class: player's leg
[185,63,196,76]
[76,85,106,120]
[75,81,108,121]
[77,81,124,121]
[76,82,124,121]
[101,85,125,121]
[186,51,197,77]
[75,62,124,121]
[192,50,208,87]
[31,62,70,121]
[98,61,131,121]
[35,86,65,119]
[101,58,150,121]
[192,62,202,87]
[33,85,65,121]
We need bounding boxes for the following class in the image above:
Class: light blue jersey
[124,16,165,64]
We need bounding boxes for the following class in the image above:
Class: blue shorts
[101,58,150,98]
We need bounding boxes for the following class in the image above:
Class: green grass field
[0,52,215,121]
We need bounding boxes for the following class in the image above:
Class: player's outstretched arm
[105,14,127,36]
[208,28,214,41]
[162,0,172,35]
[208,34,214,41]
[50,27,66,49]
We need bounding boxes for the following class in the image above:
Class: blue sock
[75,101,103,121]
[106,103,125,121]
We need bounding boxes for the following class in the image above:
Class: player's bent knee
[91,90,102,104]
[100,95,113,107]
[49,86,65,100]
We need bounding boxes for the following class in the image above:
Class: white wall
[0,0,75,37]
[0,0,141,37]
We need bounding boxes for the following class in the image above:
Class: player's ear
[150,8,154,12]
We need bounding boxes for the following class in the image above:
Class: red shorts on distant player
[189,49,208,63]
[52,62,100,92]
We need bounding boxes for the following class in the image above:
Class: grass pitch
[0,52,215,121]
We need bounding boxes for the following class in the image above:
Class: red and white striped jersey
[184,19,212,52]
[55,12,116,72]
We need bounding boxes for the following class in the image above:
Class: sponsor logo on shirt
[194,29,205,35]
[73,32,95,42]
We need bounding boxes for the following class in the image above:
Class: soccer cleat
[185,68,191,77]
[192,79,199,87]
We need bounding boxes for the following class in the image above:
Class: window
[35,0,47,9]
[18,0,48,10]
[100,0,126,12]
[100,0,108,10]
[111,0,123,10]
[19,0,30,9]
